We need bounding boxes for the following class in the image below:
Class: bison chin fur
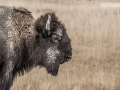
[45,62,60,76]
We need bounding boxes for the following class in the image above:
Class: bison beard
[0,6,72,90]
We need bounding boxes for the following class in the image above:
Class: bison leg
[0,59,14,90]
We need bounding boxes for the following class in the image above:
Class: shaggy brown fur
[0,6,72,90]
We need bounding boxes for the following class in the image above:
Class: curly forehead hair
[35,13,65,29]
[34,12,66,38]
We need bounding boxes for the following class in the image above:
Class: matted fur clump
[0,6,72,90]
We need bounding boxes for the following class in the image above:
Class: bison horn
[46,15,51,31]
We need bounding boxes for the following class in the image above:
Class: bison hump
[13,7,31,15]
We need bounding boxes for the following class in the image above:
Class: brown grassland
[0,0,120,90]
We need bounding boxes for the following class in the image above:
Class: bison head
[35,13,72,76]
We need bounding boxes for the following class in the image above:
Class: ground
[0,0,120,90]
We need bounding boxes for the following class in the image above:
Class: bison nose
[66,54,72,61]
[67,55,71,60]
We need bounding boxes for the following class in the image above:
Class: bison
[0,6,72,90]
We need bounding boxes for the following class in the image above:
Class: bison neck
[11,7,41,77]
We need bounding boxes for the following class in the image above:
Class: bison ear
[36,14,53,37]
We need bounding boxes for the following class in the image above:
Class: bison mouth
[60,54,72,64]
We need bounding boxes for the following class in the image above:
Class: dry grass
[0,0,120,90]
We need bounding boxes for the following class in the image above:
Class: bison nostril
[66,55,71,60]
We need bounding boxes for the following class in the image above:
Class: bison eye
[52,34,62,42]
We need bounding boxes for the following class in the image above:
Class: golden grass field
[1,0,120,90]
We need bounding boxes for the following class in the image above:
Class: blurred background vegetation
[0,0,120,90]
